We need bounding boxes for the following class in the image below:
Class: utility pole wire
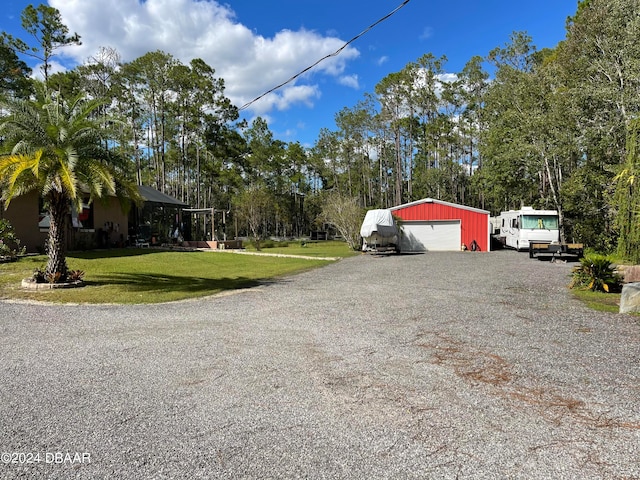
[238,0,411,111]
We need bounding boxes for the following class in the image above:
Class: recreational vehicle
[496,207,560,251]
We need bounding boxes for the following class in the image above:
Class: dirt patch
[414,331,640,430]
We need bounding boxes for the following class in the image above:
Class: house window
[76,200,94,230]
[37,197,94,230]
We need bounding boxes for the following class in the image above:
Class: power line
[238,0,411,111]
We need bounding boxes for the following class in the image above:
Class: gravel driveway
[1,250,639,479]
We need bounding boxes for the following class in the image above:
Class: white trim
[400,220,461,252]
[390,198,490,215]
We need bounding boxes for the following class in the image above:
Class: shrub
[68,269,85,282]
[0,219,26,260]
[31,266,84,283]
[318,192,364,251]
[260,239,276,249]
[32,266,46,283]
[569,253,622,292]
[248,239,290,249]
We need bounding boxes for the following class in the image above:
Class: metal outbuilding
[390,198,490,252]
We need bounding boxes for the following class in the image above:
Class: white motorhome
[497,207,560,251]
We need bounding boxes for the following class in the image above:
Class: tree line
[2,1,640,260]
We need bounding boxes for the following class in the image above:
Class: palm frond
[64,146,78,170]
[86,162,116,196]
[56,156,78,200]
[113,175,144,213]
[0,152,41,207]
[0,154,22,175]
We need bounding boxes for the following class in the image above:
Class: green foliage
[31,266,45,283]
[560,163,617,251]
[248,239,285,249]
[0,219,25,260]
[613,119,640,263]
[569,253,622,293]
[0,37,32,98]
[30,265,84,284]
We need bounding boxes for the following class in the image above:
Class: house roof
[389,198,489,215]
[138,185,189,207]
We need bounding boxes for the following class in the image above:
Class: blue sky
[1,0,578,146]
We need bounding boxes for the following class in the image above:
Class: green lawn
[570,288,621,313]
[0,242,355,304]
[244,239,359,258]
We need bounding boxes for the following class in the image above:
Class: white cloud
[281,128,297,139]
[338,74,359,89]
[437,73,458,84]
[413,70,459,95]
[276,84,322,110]
[377,56,389,66]
[246,84,321,117]
[419,27,434,40]
[49,0,359,114]
[29,60,67,81]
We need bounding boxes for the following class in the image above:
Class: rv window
[521,215,559,230]
[512,218,518,229]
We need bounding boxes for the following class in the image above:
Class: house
[390,198,490,252]
[0,186,189,253]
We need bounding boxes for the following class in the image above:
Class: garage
[400,220,461,251]
[390,198,490,252]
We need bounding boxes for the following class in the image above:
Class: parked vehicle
[360,209,399,253]
[495,207,560,251]
[493,207,584,259]
[528,241,584,260]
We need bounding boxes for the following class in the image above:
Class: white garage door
[400,220,461,252]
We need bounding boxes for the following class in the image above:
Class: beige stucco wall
[92,197,129,247]
[1,191,47,253]
[1,193,130,253]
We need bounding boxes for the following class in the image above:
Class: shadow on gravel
[365,252,426,258]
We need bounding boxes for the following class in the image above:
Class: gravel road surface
[1,250,639,479]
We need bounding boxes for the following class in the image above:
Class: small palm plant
[569,253,622,292]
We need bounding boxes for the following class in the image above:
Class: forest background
[2,0,640,260]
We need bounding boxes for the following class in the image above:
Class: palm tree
[0,81,140,282]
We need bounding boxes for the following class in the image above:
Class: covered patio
[129,186,191,246]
